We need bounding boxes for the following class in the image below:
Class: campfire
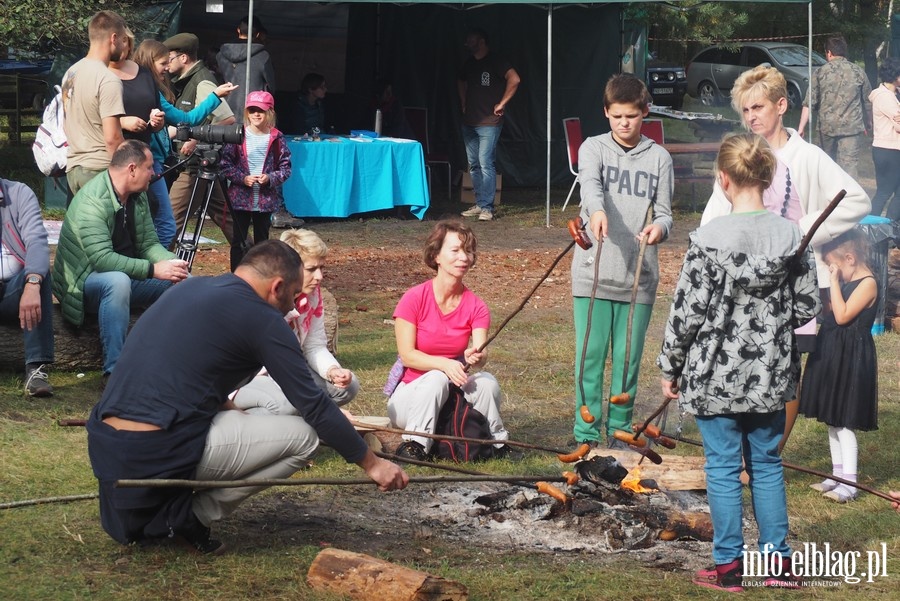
[407,452,713,556]
[618,466,658,494]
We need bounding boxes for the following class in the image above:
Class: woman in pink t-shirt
[387,221,510,461]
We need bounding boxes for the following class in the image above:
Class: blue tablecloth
[283,136,430,219]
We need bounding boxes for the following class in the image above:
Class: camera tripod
[173,153,249,271]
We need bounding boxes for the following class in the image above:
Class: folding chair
[641,119,665,144]
[562,117,584,211]
[404,107,451,201]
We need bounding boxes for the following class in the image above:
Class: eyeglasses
[168,52,184,62]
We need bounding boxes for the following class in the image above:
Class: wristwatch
[25,274,42,285]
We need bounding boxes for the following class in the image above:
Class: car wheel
[698,81,719,106]
[787,84,802,110]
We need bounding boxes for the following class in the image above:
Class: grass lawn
[1,100,899,600]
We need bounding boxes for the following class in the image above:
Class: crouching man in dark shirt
[86,240,408,553]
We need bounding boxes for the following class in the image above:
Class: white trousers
[386,370,508,453]
[192,410,319,525]
[232,372,359,415]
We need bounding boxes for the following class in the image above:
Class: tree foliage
[0,0,146,54]
[631,0,894,76]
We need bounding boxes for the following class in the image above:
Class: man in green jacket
[53,140,189,380]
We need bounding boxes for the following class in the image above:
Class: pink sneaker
[694,559,743,592]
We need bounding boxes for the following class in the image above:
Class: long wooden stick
[661,431,896,504]
[116,474,568,489]
[474,238,577,355]
[351,420,576,456]
[622,204,655,396]
[0,493,98,511]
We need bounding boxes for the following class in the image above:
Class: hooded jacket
[701,128,870,285]
[52,172,174,327]
[657,211,820,416]
[216,42,276,120]
[572,133,673,304]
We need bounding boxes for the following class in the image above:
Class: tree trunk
[307,548,468,601]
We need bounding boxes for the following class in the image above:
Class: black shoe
[177,519,226,555]
[394,440,428,462]
[24,364,53,397]
[493,444,525,461]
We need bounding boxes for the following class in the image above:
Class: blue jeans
[83,271,173,373]
[462,124,502,212]
[871,147,900,221]
[0,271,55,366]
[149,160,177,249]
[696,410,790,565]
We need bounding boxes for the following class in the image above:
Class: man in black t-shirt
[86,240,408,553]
[457,29,520,222]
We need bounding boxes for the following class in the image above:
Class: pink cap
[245,90,274,111]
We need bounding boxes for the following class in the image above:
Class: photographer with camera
[53,140,188,384]
[164,33,238,247]
[220,91,291,270]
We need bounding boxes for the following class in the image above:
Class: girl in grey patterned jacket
[657,133,820,592]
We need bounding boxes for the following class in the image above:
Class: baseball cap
[245,90,275,111]
[163,33,199,57]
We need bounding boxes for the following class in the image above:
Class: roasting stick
[115,474,569,489]
[351,420,590,462]
[616,204,655,409]
[659,431,896,504]
[372,451,572,502]
[629,189,849,451]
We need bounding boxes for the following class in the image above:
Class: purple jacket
[220,128,292,212]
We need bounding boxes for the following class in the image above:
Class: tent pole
[546,6,553,227]
[808,1,813,133]
[245,0,255,108]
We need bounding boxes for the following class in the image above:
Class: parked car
[0,58,52,112]
[686,42,826,108]
[646,60,687,109]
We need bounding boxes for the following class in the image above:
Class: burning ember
[619,466,658,494]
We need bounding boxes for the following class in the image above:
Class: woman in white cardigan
[699,65,870,451]
[231,229,359,414]
[701,66,870,285]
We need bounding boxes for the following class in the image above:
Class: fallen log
[0,288,338,371]
[307,548,468,601]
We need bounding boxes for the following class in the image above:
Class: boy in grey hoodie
[572,74,673,447]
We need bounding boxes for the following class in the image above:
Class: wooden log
[0,304,138,371]
[0,287,339,371]
[306,548,468,601]
[588,449,707,491]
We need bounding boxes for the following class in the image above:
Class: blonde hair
[280,229,328,260]
[716,133,776,191]
[243,107,277,128]
[730,65,788,118]
[122,27,135,61]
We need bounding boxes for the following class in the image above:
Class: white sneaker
[461,206,483,218]
[478,210,493,221]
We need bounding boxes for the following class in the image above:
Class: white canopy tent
[225,0,816,225]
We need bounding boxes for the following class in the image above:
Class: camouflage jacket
[657,213,820,416]
[804,57,872,137]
